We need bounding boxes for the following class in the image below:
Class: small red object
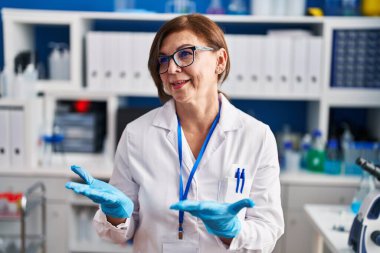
[74,100,91,113]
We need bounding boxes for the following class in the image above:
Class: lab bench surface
[304,204,355,253]
[0,167,363,184]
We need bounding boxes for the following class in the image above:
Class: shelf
[326,88,380,108]
[0,98,28,107]
[36,80,79,93]
[228,92,321,101]
[0,213,21,220]
[70,243,132,253]
[2,8,79,24]
[280,170,361,186]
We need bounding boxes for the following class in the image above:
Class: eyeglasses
[158,46,214,74]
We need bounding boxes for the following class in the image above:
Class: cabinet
[277,173,359,253]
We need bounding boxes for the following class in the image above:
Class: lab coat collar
[152,93,243,132]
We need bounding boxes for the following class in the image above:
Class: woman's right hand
[65,165,134,219]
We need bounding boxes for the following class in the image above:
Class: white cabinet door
[282,184,357,253]
[46,202,69,253]
[286,185,356,212]
[284,211,314,253]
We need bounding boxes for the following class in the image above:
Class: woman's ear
[215,48,227,74]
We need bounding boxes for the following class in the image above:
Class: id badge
[163,241,199,253]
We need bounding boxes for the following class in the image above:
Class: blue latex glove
[170,198,254,238]
[65,165,133,219]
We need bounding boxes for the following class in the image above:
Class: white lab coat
[93,94,284,252]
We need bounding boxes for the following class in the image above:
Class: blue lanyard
[176,102,221,239]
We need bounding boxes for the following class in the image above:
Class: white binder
[140,33,156,95]
[118,32,133,93]
[221,35,235,95]
[102,32,120,91]
[276,36,294,94]
[131,33,145,94]
[234,35,250,96]
[10,108,25,167]
[263,36,277,94]
[247,35,264,96]
[0,109,11,168]
[292,36,309,94]
[307,37,322,94]
[86,32,104,90]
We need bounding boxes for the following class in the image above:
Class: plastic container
[283,141,300,173]
[351,171,376,214]
[207,0,225,14]
[165,0,196,13]
[361,0,380,16]
[300,133,311,170]
[306,129,325,173]
[49,42,70,80]
[325,0,343,16]
[344,142,362,175]
[227,0,249,15]
[251,0,272,16]
[341,0,360,16]
[324,139,342,174]
[61,47,70,80]
[286,0,306,16]
[48,43,62,80]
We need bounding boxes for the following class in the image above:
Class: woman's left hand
[170,198,254,238]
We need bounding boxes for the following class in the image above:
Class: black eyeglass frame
[158,45,215,74]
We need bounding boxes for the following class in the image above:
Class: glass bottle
[207,0,225,14]
[325,139,342,174]
[307,129,325,173]
[351,171,376,214]
[300,133,311,170]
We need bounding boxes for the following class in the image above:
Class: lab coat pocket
[218,165,253,220]
[162,241,199,253]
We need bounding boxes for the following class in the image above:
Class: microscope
[348,157,380,253]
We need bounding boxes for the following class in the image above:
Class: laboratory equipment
[13,51,38,99]
[300,134,311,170]
[165,0,196,13]
[341,0,360,16]
[307,129,325,173]
[283,141,300,173]
[325,139,342,175]
[207,0,225,14]
[251,0,272,16]
[114,0,135,12]
[0,182,46,253]
[351,171,375,214]
[362,0,380,16]
[325,0,343,15]
[41,125,64,167]
[170,198,254,238]
[48,42,70,81]
[286,0,306,16]
[348,157,380,253]
[227,0,249,15]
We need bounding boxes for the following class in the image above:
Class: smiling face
[159,30,220,105]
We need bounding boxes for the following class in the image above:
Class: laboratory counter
[0,166,362,185]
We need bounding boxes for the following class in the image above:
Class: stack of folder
[0,107,25,168]
[86,32,157,95]
[222,30,323,97]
